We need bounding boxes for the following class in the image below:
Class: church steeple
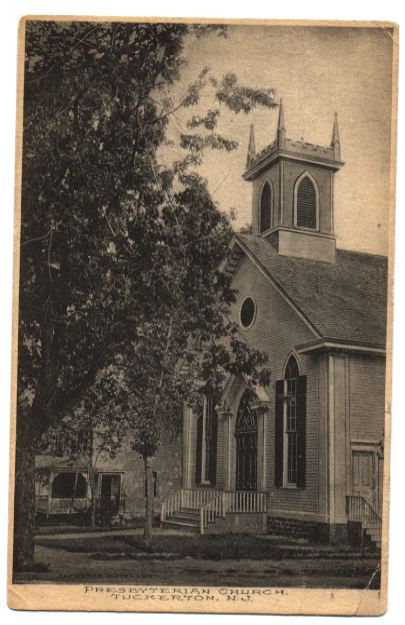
[276,99,286,149]
[331,112,341,160]
[242,102,344,264]
[246,123,256,169]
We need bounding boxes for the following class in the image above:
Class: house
[164,103,387,545]
[35,433,183,523]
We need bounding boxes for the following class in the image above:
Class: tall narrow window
[235,390,257,491]
[285,357,299,485]
[275,356,307,489]
[203,395,217,484]
[296,175,317,229]
[196,395,218,486]
[260,182,272,233]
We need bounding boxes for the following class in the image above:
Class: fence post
[200,508,204,535]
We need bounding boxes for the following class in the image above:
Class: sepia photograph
[7,15,397,615]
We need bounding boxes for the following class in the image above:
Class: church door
[235,391,257,491]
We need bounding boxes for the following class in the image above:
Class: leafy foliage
[40,364,129,465]
[19,20,276,448]
[16,19,277,559]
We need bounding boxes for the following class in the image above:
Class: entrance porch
[160,487,267,535]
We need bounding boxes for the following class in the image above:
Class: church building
[172,103,387,545]
[35,105,387,547]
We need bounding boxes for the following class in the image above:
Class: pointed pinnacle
[331,111,340,146]
[277,99,285,132]
[246,123,256,168]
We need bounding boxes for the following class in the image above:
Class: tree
[114,173,271,545]
[15,20,276,570]
[39,365,129,528]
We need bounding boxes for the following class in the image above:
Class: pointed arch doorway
[235,390,258,491]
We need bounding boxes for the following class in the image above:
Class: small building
[35,433,183,523]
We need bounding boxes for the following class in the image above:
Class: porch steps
[161,508,200,532]
[347,496,382,551]
[364,522,381,550]
[161,489,268,535]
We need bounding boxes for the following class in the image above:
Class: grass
[16,537,381,588]
[35,533,376,561]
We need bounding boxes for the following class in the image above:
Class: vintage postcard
[8,16,397,615]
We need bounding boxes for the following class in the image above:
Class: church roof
[234,233,388,349]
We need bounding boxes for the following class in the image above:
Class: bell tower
[243,103,344,263]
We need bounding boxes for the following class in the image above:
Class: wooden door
[236,432,257,491]
[235,390,257,491]
[352,450,376,508]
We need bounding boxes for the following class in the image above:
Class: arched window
[260,182,272,233]
[296,175,317,229]
[285,355,299,381]
[275,356,307,488]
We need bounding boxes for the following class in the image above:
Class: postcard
[8,16,398,615]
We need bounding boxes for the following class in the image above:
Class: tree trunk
[143,457,154,548]
[13,419,36,573]
[88,468,97,529]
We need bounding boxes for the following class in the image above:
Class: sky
[164,25,394,255]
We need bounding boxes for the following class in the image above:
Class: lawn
[15,536,382,588]
[35,532,377,561]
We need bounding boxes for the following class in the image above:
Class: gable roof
[233,233,388,349]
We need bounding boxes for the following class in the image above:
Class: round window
[240,297,256,329]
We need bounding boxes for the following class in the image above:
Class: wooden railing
[200,491,267,533]
[224,490,266,513]
[161,488,267,530]
[181,488,222,510]
[160,490,182,522]
[200,492,226,534]
[346,495,382,535]
[160,488,220,522]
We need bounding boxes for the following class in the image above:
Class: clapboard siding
[82,432,182,517]
[231,254,320,515]
[349,354,386,441]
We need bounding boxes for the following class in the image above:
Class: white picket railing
[160,490,181,522]
[200,492,226,534]
[161,488,267,532]
[346,495,382,538]
[160,488,220,522]
[200,491,266,533]
[224,490,266,514]
[181,487,222,510]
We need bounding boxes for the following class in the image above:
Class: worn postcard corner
[8,15,398,615]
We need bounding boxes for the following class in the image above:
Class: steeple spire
[277,99,286,148]
[331,112,341,160]
[246,123,256,168]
